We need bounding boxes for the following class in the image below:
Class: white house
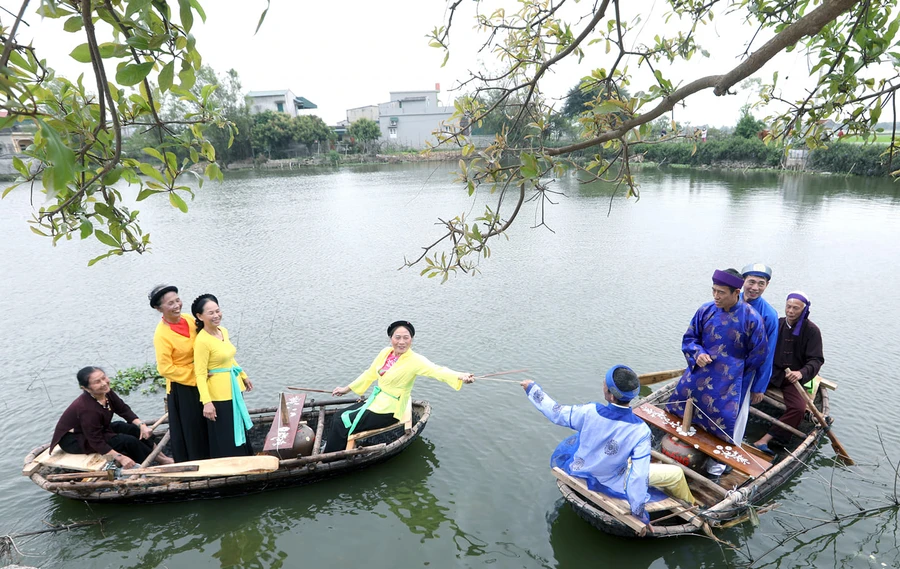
[247,89,318,117]
[377,89,455,149]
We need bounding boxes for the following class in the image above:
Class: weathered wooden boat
[22,396,431,503]
[554,369,835,538]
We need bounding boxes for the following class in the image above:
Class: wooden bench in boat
[24,446,109,475]
[633,403,772,478]
[346,399,413,450]
[552,467,699,534]
[263,392,307,458]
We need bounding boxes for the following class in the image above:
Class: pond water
[1,163,899,568]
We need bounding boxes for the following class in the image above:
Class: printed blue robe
[666,300,767,437]
[525,383,664,520]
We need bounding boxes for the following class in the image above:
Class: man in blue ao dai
[666,268,768,476]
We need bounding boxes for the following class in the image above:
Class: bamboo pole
[474,369,528,379]
[639,368,686,386]
[46,463,198,481]
[477,377,522,384]
[749,406,805,439]
[278,443,385,468]
[312,407,326,457]
[286,386,333,394]
[791,381,854,465]
[651,450,728,498]
[761,393,787,411]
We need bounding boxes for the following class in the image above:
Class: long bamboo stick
[278,443,386,468]
[148,413,168,432]
[474,369,528,379]
[286,386,333,394]
[476,377,523,384]
[749,406,805,439]
[312,407,326,457]
[46,463,198,481]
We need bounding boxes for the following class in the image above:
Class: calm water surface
[2,164,899,568]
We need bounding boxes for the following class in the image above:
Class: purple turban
[712,269,744,290]
[786,291,810,336]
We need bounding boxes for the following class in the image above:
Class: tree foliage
[0,0,231,264]
[734,107,766,139]
[348,118,381,142]
[416,0,900,280]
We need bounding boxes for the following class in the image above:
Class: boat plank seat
[32,447,108,472]
[633,403,772,478]
[263,392,307,457]
[765,375,833,405]
[346,398,413,450]
[552,468,649,533]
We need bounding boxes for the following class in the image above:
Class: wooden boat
[22,397,431,503]
[554,370,833,537]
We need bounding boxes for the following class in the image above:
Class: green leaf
[169,192,189,213]
[139,163,167,184]
[189,0,207,21]
[36,118,76,192]
[136,188,160,201]
[30,226,48,237]
[255,1,270,35]
[158,61,175,92]
[125,35,151,50]
[204,162,221,180]
[116,62,154,86]
[94,230,120,247]
[63,15,84,32]
[142,147,165,162]
[178,0,194,32]
[12,156,29,178]
[88,252,114,266]
[79,220,93,239]
[179,66,196,90]
[70,43,93,63]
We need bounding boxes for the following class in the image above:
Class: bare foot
[156,454,175,465]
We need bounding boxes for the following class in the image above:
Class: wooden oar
[474,369,528,379]
[791,381,854,465]
[46,464,199,481]
[287,386,333,394]
[148,413,168,432]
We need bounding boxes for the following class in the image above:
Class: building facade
[347,105,379,124]
[377,90,454,149]
[247,90,318,117]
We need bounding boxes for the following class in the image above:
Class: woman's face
[83,369,110,398]
[197,300,223,329]
[390,327,413,355]
[156,291,182,321]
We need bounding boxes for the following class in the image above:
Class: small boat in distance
[554,369,833,537]
[22,397,431,503]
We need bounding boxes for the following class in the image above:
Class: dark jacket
[50,390,138,454]
[769,317,824,388]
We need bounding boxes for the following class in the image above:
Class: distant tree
[561,81,631,119]
[293,115,334,151]
[735,108,766,139]
[251,111,295,156]
[349,118,381,152]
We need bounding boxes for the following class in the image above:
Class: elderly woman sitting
[324,320,474,453]
[50,366,172,469]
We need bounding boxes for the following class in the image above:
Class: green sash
[208,366,252,446]
[341,386,398,436]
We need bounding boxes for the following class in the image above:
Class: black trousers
[167,382,210,462]
[323,401,398,453]
[207,400,253,458]
[60,421,154,463]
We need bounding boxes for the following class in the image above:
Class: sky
[8,0,820,128]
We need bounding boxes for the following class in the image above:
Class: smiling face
[742,275,769,301]
[785,298,806,325]
[196,299,223,329]
[390,326,413,355]
[712,284,740,309]
[156,291,183,322]
[83,369,110,398]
